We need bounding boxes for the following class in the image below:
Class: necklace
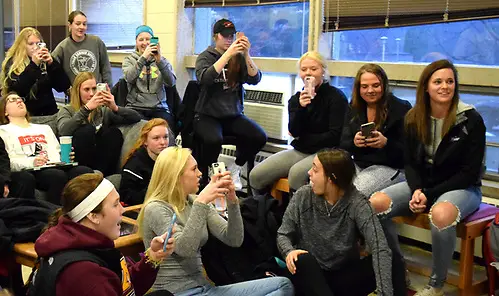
[324,200,332,217]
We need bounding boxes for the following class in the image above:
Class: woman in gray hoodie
[122,25,176,130]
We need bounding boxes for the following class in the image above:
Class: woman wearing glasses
[0,92,92,204]
[0,27,71,116]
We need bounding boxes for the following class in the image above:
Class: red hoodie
[35,216,158,296]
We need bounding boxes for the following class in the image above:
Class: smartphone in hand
[163,213,177,252]
[150,36,159,53]
[361,122,375,138]
[304,76,315,98]
[211,162,226,175]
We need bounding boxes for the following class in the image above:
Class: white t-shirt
[0,123,60,171]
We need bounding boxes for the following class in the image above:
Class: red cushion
[463,203,499,223]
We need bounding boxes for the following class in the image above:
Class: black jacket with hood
[340,94,411,169]
[195,46,262,118]
[405,102,486,204]
[4,58,70,116]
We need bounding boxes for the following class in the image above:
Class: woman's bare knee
[369,192,393,214]
[429,202,459,230]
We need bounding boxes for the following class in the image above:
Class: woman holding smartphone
[122,25,176,129]
[52,10,112,85]
[138,147,294,295]
[250,51,348,195]
[1,27,70,116]
[32,173,175,296]
[57,72,141,176]
[194,18,266,190]
[340,64,411,197]
[370,60,485,296]
[0,92,93,205]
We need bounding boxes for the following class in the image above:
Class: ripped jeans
[378,181,482,288]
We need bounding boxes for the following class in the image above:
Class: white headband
[67,178,115,222]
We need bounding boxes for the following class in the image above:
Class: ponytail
[42,208,64,234]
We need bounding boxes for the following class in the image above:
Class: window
[74,0,142,49]
[187,1,309,58]
[323,18,499,65]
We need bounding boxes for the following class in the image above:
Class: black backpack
[26,250,111,296]
[201,194,284,285]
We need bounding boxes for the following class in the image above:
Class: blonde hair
[298,51,329,81]
[70,72,101,121]
[137,147,192,235]
[122,118,169,166]
[1,27,43,96]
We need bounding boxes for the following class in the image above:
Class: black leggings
[72,125,124,176]
[193,113,267,175]
[133,108,176,135]
[32,165,94,205]
[289,253,376,296]
[8,171,36,199]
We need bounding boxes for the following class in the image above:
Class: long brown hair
[351,63,390,130]
[44,173,105,232]
[0,92,31,124]
[122,118,169,166]
[226,53,242,88]
[405,59,460,145]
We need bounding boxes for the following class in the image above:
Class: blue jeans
[379,181,482,288]
[174,277,294,296]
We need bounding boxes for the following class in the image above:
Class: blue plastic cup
[60,136,72,163]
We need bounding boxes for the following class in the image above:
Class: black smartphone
[361,122,375,138]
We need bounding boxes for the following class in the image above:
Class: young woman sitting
[340,63,411,197]
[57,72,141,176]
[370,60,486,296]
[33,173,175,296]
[119,118,169,206]
[138,147,294,296]
[277,148,393,296]
[1,27,70,116]
[0,92,93,205]
[250,51,348,194]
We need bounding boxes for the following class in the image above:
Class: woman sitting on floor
[138,146,294,296]
[277,148,393,296]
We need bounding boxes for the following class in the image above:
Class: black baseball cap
[213,19,236,37]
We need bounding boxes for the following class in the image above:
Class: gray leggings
[353,165,406,197]
[249,149,315,191]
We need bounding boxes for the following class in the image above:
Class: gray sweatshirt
[195,46,262,118]
[52,35,113,85]
[122,52,176,111]
[277,185,393,296]
[56,105,141,136]
[142,196,244,293]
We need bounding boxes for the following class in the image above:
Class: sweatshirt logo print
[70,49,97,75]
[139,65,159,79]
[17,134,48,156]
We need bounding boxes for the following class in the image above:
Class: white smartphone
[304,76,315,98]
[211,162,226,175]
[361,122,375,138]
[96,83,107,92]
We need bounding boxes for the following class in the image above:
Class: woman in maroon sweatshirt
[33,173,175,296]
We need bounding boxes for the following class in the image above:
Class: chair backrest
[165,84,182,134]
[179,80,201,149]
[111,78,129,107]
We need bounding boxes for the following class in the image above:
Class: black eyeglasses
[6,96,25,103]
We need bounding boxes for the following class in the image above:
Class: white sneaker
[228,163,243,191]
[414,286,444,296]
